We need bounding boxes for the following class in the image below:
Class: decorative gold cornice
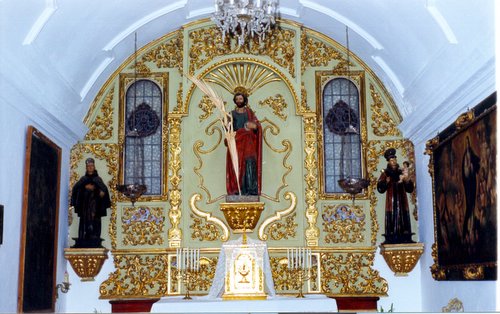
[85,86,115,141]
[167,116,183,247]
[369,84,401,137]
[258,191,297,240]
[259,94,288,121]
[190,193,229,241]
[454,108,475,130]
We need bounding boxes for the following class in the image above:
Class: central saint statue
[226,92,263,196]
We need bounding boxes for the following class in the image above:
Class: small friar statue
[377,148,415,244]
[71,158,111,248]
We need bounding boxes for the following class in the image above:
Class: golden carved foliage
[142,32,183,71]
[322,204,366,243]
[301,31,345,74]
[320,252,388,295]
[85,87,115,141]
[122,207,166,246]
[300,82,311,112]
[369,84,401,137]
[188,27,296,77]
[198,95,216,122]
[267,213,297,241]
[259,94,288,121]
[193,257,218,291]
[190,214,222,242]
[100,254,170,298]
[270,257,296,291]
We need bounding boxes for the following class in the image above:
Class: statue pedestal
[222,236,267,300]
[379,242,424,276]
[220,201,264,233]
[64,247,108,281]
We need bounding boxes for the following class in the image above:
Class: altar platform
[151,294,338,313]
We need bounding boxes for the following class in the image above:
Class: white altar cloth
[152,294,338,313]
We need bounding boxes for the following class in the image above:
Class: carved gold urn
[379,243,424,276]
[220,202,265,233]
[64,247,109,281]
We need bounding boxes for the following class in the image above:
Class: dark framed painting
[18,126,61,312]
[426,92,496,280]
[0,204,3,244]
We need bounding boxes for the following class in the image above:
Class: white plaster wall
[65,258,114,313]
[0,104,29,313]
[374,248,423,312]
[0,101,78,312]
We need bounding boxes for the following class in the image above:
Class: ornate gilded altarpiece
[70,19,418,300]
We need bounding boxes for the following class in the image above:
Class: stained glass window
[322,78,362,193]
[124,79,162,195]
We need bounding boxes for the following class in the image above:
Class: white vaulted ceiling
[0,0,496,143]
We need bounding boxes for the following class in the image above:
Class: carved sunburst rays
[204,63,280,96]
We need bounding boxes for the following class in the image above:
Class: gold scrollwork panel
[85,86,115,141]
[369,83,401,137]
[188,25,296,77]
[320,252,388,296]
[322,204,366,244]
[259,94,288,121]
[190,193,230,242]
[121,207,166,246]
[258,191,297,241]
[100,253,170,299]
[301,30,347,74]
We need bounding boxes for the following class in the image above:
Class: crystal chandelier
[212,0,278,46]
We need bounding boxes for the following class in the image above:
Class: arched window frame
[316,71,368,199]
[118,73,169,201]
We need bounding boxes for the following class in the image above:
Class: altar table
[151,294,338,313]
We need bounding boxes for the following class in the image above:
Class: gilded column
[303,114,319,246]
[168,115,182,247]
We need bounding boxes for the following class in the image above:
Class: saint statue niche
[226,92,263,198]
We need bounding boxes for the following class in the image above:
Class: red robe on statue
[226,107,263,195]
